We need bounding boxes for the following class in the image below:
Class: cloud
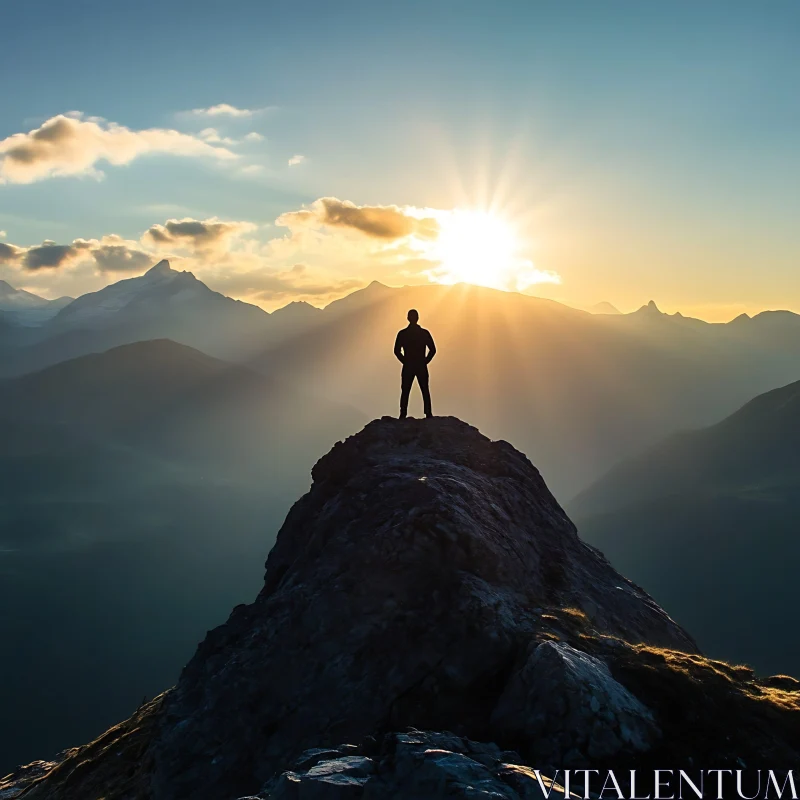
[86,236,154,273]
[1,197,559,310]
[0,235,156,274]
[287,154,305,167]
[277,197,439,241]
[0,217,259,278]
[198,128,237,145]
[0,113,237,184]
[244,132,264,142]
[0,242,23,262]
[190,104,261,117]
[23,240,87,270]
[144,217,257,254]
[0,230,6,238]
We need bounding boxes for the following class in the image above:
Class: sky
[1,0,799,319]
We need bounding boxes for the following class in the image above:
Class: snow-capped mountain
[51,259,266,328]
[0,280,72,324]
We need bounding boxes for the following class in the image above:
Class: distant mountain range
[0,279,72,324]
[0,339,364,772]
[51,260,265,330]
[3,263,800,497]
[570,378,800,677]
[0,261,272,371]
[246,281,800,496]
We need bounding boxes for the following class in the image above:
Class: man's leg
[399,366,413,418]
[417,365,433,417]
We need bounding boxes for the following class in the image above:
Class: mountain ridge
[5,263,800,500]
[50,259,268,328]
[0,280,73,324]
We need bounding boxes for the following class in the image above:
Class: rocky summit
[4,417,800,800]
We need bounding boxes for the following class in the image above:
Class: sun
[424,209,557,293]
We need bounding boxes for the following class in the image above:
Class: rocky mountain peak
[7,418,800,800]
[258,417,694,649]
[270,300,321,319]
[634,299,662,315]
[145,259,174,277]
[0,281,50,307]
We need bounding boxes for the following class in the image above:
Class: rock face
[491,641,659,767]
[150,417,694,798]
[253,731,577,800]
[7,417,800,800]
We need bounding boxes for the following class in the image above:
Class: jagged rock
[11,417,800,800]
[491,641,659,766]
[244,731,577,799]
[764,674,800,692]
[0,759,59,799]
[146,417,693,799]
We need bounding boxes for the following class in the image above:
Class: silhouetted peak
[142,259,198,284]
[0,281,51,308]
[270,300,321,318]
[323,280,392,315]
[145,259,174,277]
[352,279,393,298]
[750,309,800,327]
[629,299,664,318]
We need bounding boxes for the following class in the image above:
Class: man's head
[407,309,419,324]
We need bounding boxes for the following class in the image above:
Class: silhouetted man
[394,309,436,419]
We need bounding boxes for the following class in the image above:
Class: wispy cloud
[244,132,265,142]
[287,154,306,167]
[0,113,236,184]
[198,128,237,145]
[0,235,152,273]
[277,197,438,240]
[143,217,257,254]
[189,103,273,118]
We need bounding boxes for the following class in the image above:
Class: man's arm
[425,330,436,364]
[394,332,405,363]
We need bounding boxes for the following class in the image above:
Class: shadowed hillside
[0,340,365,774]
[571,378,800,676]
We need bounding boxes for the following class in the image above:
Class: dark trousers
[400,363,432,416]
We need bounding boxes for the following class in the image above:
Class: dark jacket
[394,324,436,367]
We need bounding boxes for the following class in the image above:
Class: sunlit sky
[1,1,799,320]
